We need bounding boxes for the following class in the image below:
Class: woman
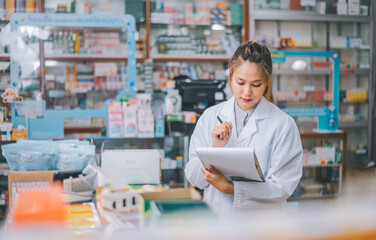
[185,41,303,212]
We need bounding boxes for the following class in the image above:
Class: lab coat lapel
[237,97,271,142]
[218,97,238,142]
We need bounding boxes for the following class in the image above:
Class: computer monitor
[174,76,227,114]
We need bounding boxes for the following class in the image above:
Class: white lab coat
[185,96,303,212]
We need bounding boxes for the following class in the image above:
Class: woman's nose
[243,85,252,95]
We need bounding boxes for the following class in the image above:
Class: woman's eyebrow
[237,77,263,83]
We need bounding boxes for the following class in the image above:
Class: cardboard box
[140,188,201,213]
[8,171,55,208]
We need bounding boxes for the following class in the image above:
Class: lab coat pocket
[255,146,272,177]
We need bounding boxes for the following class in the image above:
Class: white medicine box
[348,4,360,15]
[337,3,348,15]
[348,0,360,5]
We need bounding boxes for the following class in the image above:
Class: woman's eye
[237,82,244,85]
[252,84,262,87]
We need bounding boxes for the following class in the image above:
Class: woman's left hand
[201,165,234,195]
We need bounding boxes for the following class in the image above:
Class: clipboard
[195,147,265,182]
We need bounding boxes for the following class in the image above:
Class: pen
[216,116,223,124]
[217,116,231,137]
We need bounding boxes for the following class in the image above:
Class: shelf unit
[44,54,144,62]
[290,132,346,200]
[249,1,375,171]
[0,0,249,109]
[0,54,10,61]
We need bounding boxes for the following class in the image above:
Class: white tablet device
[195,147,265,182]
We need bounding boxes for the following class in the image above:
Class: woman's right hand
[211,121,232,148]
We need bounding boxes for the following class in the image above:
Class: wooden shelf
[289,193,339,200]
[297,121,369,129]
[303,164,342,168]
[253,10,371,23]
[0,54,10,61]
[300,132,346,140]
[151,22,242,28]
[64,125,104,134]
[152,55,231,62]
[45,54,144,62]
[339,121,368,128]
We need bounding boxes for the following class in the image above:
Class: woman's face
[231,61,267,111]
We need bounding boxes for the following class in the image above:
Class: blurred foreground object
[12,184,64,226]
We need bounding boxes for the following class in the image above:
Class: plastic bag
[57,143,95,171]
[2,143,19,171]
[17,141,57,171]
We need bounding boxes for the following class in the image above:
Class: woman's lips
[241,98,252,103]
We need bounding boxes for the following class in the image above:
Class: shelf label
[271,51,286,64]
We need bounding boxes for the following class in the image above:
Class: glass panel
[313,22,327,49]
[44,0,125,14]
[254,0,371,15]
[43,0,145,58]
[151,24,242,58]
[2,0,40,21]
[15,25,133,109]
[150,0,243,58]
[16,25,42,97]
[0,61,10,92]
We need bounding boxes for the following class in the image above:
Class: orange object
[217,2,228,10]
[12,184,65,226]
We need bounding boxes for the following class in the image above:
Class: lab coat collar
[219,96,271,120]
[218,97,237,140]
[219,96,271,142]
[238,96,271,141]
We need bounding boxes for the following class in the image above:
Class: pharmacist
[185,41,303,211]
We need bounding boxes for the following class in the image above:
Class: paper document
[196,147,265,182]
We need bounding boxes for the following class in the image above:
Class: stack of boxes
[337,0,368,16]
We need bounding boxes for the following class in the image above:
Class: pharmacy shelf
[151,22,242,28]
[297,121,368,129]
[341,101,368,104]
[0,54,10,61]
[289,193,339,201]
[303,164,342,168]
[152,54,231,62]
[64,125,104,134]
[45,54,144,62]
[296,122,316,128]
[275,69,370,75]
[86,136,164,140]
[339,121,369,128]
[274,69,331,75]
[270,47,328,52]
[252,10,371,22]
[300,132,346,140]
[340,68,370,75]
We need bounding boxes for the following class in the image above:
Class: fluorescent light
[45,61,58,67]
[211,24,225,31]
